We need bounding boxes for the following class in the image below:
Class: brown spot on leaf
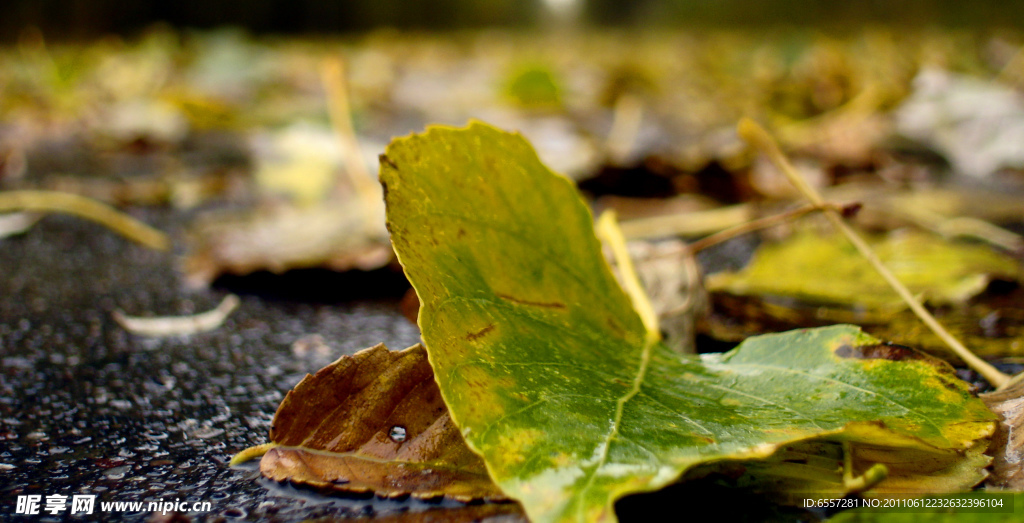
[380,178,390,208]
[379,154,398,170]
[606,317,625,338]
[466,324,496,342]
[835,343,926,362]
[840,202,863,218]
[496,293,566,309]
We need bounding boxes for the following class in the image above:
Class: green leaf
[505,65,563,109]
[706,230,1020,310]
[380,122,995,523]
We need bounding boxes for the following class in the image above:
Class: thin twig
[0,190,169,250]
[996,43,1024,86]
[606,93,644,164]
[738,118,1010,388]
[687,202,858,254]
[597,210,661,344]
[321,57,381,212]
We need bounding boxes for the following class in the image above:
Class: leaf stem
[687,202,858,253]
[605,93,644,164]
[841,441,888,493]
[737,118,1010,389]
[229,442,277,466]
[0,190,170,250]
[596,210,661,344]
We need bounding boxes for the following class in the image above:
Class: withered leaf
[981,378,1024,489]
[183,203,392,287]
[607,239,704,354]
[261,343,509,502]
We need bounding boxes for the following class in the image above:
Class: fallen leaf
[896,68,1024,178]
[113,294,239,337]
[706,229,1020,311]
[981,378,1024,489]
[0,212,41,239]
[704,285,1024,362]
[249,123,349,206]
[182,202,392,287]
[261,343,509,502]
[97,98,189,145]
[505,64,563,110]
[607,239,704,354]
[381,122,996,523]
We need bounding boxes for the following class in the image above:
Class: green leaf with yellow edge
[380,122,996,523]
[706,230,1020,310]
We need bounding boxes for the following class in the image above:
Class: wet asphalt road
[0,210,428,522]
[6,207,1013,523]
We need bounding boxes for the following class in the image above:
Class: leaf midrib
[574,337,655,522]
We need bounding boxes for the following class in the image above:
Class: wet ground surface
[0,195,779,523]
[3,208,1019,523]
[0,210,432,522]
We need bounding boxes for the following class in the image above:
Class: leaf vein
[734,362,945,435]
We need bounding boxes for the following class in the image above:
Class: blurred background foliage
[1,0,1022,41]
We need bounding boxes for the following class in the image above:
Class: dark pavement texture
[0,210,429,521]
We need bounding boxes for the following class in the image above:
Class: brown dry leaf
[183,202,392,287]
[981,378,1024,489]
[605,239,705,354]
[261,343,510,503]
